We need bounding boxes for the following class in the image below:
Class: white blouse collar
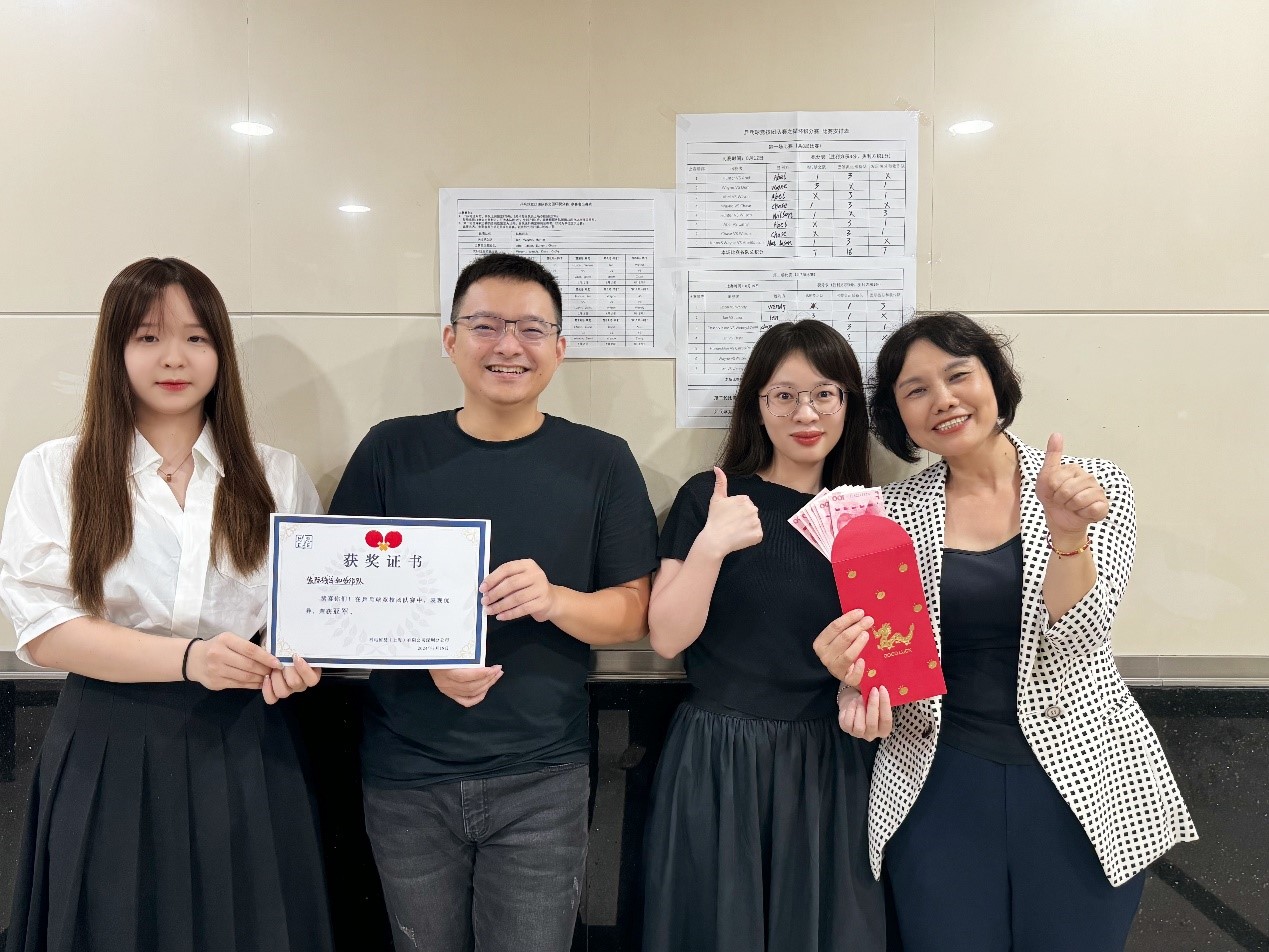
[128,424,224,478]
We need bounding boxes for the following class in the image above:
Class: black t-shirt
[658,472,842,720]
[938,535,1037,765]
[329,411,658,788]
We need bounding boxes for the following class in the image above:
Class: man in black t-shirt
[330,253,658,952]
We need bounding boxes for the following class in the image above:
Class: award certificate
[267,514,489,668]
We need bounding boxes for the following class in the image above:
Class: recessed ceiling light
[231,121,274,137]
[339,204,371,214]
[949,119,994,136]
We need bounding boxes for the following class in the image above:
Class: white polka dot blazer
[870,433,1197,886]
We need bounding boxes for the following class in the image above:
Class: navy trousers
[886,744,1146,952]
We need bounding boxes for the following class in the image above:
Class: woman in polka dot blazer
[818,312,1196,952]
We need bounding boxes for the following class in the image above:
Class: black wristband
[181,638,198,683]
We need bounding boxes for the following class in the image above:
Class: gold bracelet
[1047,534,1090,558]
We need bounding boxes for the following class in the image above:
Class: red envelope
[831,515,946,706]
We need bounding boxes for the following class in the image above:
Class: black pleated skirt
[6,675,334,952]
[642,699,885,952]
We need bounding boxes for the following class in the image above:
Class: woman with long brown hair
[0,258,334,951]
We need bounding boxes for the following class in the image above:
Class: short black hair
[871,312,1023,463]
[450,253,564,327]
[717,320,871,489]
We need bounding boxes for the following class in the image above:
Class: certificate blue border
[269,514,488,667]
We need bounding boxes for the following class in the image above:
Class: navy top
[658,472,842,721]
[938,535,1038,765]
[330,411,659,787]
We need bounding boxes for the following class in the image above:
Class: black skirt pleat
[6,675,334,952]
[642,700,885,952]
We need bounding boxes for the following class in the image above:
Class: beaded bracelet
[1047,535,1091,558]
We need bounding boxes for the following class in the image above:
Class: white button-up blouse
[0,429,321,666]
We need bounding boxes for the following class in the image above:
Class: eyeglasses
[760,385,846,417]
[453,315,560,344]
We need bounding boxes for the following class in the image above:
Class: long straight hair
[69,258,275,615]
[716,320,872,488]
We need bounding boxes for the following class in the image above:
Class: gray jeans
[363,764,589,952]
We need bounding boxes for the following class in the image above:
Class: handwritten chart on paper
[677,112,917,259]
[672,111,920,428]
[676,260,915,428]
[439,189,675,357]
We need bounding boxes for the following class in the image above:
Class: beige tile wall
[0,0,1265,656]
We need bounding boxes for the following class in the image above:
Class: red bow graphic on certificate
[365,530,403,551]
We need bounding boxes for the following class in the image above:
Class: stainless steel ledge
[1116,655,1269,688]
[0,648,687,682]
[2,651,1267,687]
[0,653,69,679]
[587,647,685,681]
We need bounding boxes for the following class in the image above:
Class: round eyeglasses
[453,315,560,344]
[760,385,846,417]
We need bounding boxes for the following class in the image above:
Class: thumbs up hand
[1035,433,1110,540]
[697,467,764,561]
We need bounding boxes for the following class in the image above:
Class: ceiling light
[339,204,371,214]
[231,121,274,136]
[949,119,994,136]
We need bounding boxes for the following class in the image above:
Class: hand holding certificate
[267,514,490,668]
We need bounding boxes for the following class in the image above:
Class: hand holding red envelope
[831,515,945,705]
[790,490,946,707]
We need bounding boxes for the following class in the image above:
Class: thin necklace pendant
[158,450,193,483]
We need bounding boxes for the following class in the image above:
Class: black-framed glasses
[760,385,846,417]
[452,315,561,344]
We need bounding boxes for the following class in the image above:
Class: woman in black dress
[642,320,885,952]
[0,258,334,952]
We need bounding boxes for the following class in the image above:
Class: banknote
[788,485,887,558]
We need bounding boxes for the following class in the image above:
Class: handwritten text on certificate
[439,188,676,357]
[268,515,489,669]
